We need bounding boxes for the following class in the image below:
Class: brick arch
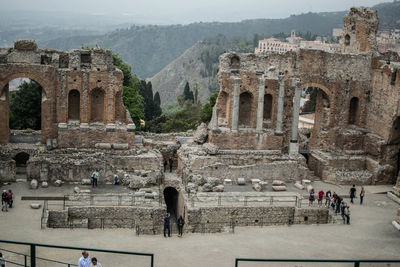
[0,72,52,99]
[301,82,331,101]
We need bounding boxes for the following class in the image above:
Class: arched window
[345,34,351,46]
[348,97,359,125]
[239,92,252,127]
[264,94,273,120]
[68,90,80,121]
[230,55,240,69]
[90,88,104,123]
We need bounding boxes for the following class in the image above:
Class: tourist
[163,160,167,172]
[317,190,324,207]
[344,204,351,224]
[325,190,332,207]
[7,190,13,208]
[91,170,99,188]
[308,189,315,206]
[1,190,8,212]
[350,185,356,204]
[78,251,90,267]
[112,174,120,185]
[168,158,173,173]
[0,252,6,267]
[177,215,185,237]
[360,186,365,205]
[163,213,171,237]
[335,195,342,215]
[340,201,346,223]
[90,257,102,267]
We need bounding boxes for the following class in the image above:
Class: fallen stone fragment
[30,203,41,209]
[30,179,38,189]
[272,185,287,191]
[213,185,225,192]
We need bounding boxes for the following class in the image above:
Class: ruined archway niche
[90,88,105,123]
[217,91,229,125]
[163,186,179,218]
[0,40,135,148]
[263,94,273,120]
[14,152,29,166]
[239,92,252,127]
[230,55,240,69]
[348,97,359,125]
[344,34,351,46]
[68,90,80,121]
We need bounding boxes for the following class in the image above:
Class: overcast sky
[1,0,392,24]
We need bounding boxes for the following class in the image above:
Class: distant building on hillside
[255,38,298,54]
[286,30,303,44]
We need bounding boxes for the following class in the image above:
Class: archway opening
[68,89,80,121]
[345,34,351,46]
[14,152,30,181]
[348,97,359,125]
[8,78,42,130]
[239,92,252,127]
[90,88,104,123]
[263,94,273,120]
[218,91,229,126]
[230,55,240,69]
[164,187,179,219]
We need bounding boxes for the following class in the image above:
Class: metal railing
[0,240,154,267]
[64,194,161,208]
[234,258,400,267]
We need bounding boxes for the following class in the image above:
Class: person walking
[335,195,342,215]
[308,189,315,206]
[360,186,365,205]
[91,170,99,188]
[0,252,6,267]
[344,205,351,224]
[325,190,332,207]
[78,251,90,267]
[1,190,8,212]
[350,185,356,204]
[90,257,102,267]
[163,160,168,172]
[340,201,346,223]
[163,213,171,237]
[7,190,13,208]
[112,174,120,185]
[168,158,173,173]
[317,190,324,207]
[177,215,185,237]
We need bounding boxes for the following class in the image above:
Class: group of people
[163,213,185,237]
[163,159,174,173]
[1,189,13,212]
[308,185,366,225]
[78,251,101,267]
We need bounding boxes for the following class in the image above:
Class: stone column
[256,76,266,132]
[275,72,285,135]
[210,105,219,131]
[0,84,10,144]
[231,77,241,132]
[289,78,301,155]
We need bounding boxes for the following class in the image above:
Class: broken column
[231,77,241,132]
[256,75,266,132]
[289,78,301,155]
[275,72,285,135]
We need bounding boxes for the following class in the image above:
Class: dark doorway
[14,152,29,167]
[348,97,359,125]
[68,90,80,121]
[239,92,252,126]
[164,187,179,219]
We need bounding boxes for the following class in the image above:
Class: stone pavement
[0,181,399,267]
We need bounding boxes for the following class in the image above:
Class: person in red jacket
[318,190,325,207]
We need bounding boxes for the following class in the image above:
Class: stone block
[144,193,155,199]
[30,203,41,209]
[212,185,224,192]
[80,189,91,194]
[253,183,262,192]
[272,180,285,186]
[80,123,89,131]
[272,185,287,191]
[187,183,198,193]
[302,179,311,185]
[202,183,213,192]
[127,123,136,132]
[223,179,232,185]
[259,181,268,189]
[58,123,68,130]
[30,179,38,189]
[41,181,49,188]
[203,143,219,155]
[294,182,305,190]
[74,186,80,193]
[81,179,91,185]
[139,188,153,193]
[237,178,245,185]
[54,180,62,187]
[52,138,58,148]
[193,123,208,144]
[112,143,129,150]
[95,143,112,149]
[134,191,145,197]
[207,177,220,186]
[251,179,261,184]
[106,124,116,132]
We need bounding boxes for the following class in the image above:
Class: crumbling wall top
[14,40,37,51]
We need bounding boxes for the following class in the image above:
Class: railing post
[63,196,66,210]
[235,258,239,267]
[24,255,27,267]
[30,244,36,267]
[354,261,360,267]
[151,254,154,267]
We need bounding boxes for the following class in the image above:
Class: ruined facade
[208,7,400,186]
[0,40,135,148]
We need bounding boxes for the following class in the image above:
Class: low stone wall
[0,159,16,182]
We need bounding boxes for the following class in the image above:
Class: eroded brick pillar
[0,84,9,144]
[231,77,241,132]
[256,76,265,132]
[289,78,301,155]
[275,73,285,136]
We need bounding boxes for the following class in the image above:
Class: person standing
[163,160,168,172]
[1,190,8,212]
[78,251,90,267]
[308,189,315,206]
[325,190,332,207]
[7,190,13,208]
[91,170,99,188]
[350,185,356,204]
[177,215,185,237]
[168,158,173,173]
[112,174,120,185]
[340,201,346,223]
[90,257,102,267]
[163,213,171,237]
[360,187,365,205]
[317,190,324,207]
[0,252,6,267]
[344,205,351,224]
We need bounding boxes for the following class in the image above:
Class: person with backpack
[177,215,185,237]
[91,170,99,188]
[1,190,8,212]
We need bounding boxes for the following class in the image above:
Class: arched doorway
[263,94,273,120]
[68,90,80,121]
[14,152,30,181]
[239,92,252,127]
[348,97,359,125]
[163,187,179,219]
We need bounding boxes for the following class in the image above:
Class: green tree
[201,91,219,123]
[153,92,162,118]
[183,82,194,103]
[9,80,42,130]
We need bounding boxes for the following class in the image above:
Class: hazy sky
[1,0,392,24]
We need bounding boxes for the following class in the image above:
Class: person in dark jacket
[168,159,173,173]
[163,213,171,237]
[1,190,8,212]
[177,216,185,237]
[350,185,356,204]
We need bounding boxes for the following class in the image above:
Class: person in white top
[78,251,91,267]
[90,257,102,267]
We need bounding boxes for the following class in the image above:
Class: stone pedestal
[231,77,241,132]
[275,73,285,135]
[289,78,301,155]
[256,76,266,132]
